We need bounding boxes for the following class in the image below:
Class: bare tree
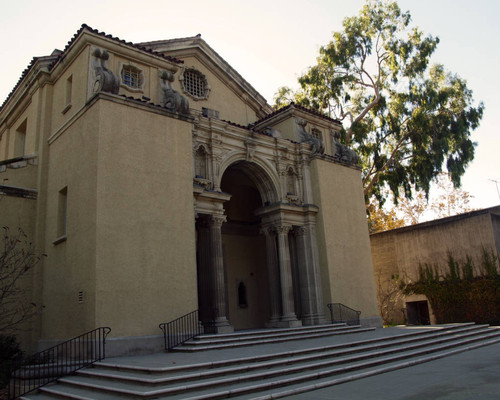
[0,227,44,333]
[376,274,405,326]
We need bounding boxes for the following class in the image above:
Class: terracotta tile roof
[253,102,342,127]
[1,24,184,111]
[1,57,40,110]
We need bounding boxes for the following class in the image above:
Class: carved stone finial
[92,48,119,95]
[296,119,324,155]
[331,130,359,164]
[263,126,282,138]
[159,70,190,115]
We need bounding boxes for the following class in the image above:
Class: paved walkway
[101,325,500,399]
[287,343,500,400]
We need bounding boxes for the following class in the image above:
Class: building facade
[0,25,381,355]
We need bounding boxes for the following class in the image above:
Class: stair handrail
[327,303,361,326]
[159,310,202,351]
[7,326,111,399]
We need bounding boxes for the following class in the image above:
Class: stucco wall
[93,98,197,338]
[175,56,258,126]
[0,194,37,346]
[310,158,381,325]
[42,102,100,340]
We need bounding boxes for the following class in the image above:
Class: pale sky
[1,0,499,212]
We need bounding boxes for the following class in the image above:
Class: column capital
[293,226,307,236]
[210,214,226,227]
[260,226,277,236]
[276,225,292,235]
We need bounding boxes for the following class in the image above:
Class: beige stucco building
[0,25,381,355]
[371,206,500,325]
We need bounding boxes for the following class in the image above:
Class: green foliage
[480,246,498,278]
[403,250,500,325]
[274,0,484,202]
[0,334,24,389]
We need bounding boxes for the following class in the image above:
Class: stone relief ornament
[331,130,359,165]
[92,49,120,95]
[296,119,324,155]
[159,70,190,115]
[262,126,282,138]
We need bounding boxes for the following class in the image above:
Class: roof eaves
[254,102,342,127]
[1,24,185,112]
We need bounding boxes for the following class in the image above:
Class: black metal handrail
[327,303,361,326]
[7,327,111,399]
[159,310,216,351]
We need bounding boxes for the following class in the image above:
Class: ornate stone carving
[245,142,256,162]
[296,119,324,155]
[210,214,226,227]
[293,226,307,236]
[263,126,282,138]
[276,225,292,235]
[92,49,119,95]
[193,177,212,190]
[159,70,190,115]
[331,130,359,164]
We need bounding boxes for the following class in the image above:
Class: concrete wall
[371,207,500,324]
[311,158,381,326]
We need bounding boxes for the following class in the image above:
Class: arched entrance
[219,162,271,329]
[194,159,326,332]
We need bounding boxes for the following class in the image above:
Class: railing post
[6,327,111,399]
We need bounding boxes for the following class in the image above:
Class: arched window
[195,147,207,179]
[286,168,295,195]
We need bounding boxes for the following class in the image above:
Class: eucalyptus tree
[275,0,483,202]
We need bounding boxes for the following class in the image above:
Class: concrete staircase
[174,323,375,351]
[20,323,500,400]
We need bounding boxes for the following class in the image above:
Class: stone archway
[219,162,271,330]
[194,157,326,332]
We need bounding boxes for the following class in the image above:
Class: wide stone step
[230,336,500,400]
[20,324,500,400]
[22,325,499,399]
[164,332,500,400]
[78,323,486,386]
[193,323,348,340]
[176,325,376,351]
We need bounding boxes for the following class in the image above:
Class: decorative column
[209,214,233,333]
[262,227,282,326]
[276,225,301,327]
[300,158,314,204]
[196,218,212,325]
[295,224,326,325]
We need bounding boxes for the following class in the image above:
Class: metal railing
[327,303,361,326]
[159,310,216,351]
[7,327,111,399]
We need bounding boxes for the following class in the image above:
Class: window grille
[121,66,140,88]
[183,69,207,98]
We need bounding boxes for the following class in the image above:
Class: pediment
[139,36,273,123]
